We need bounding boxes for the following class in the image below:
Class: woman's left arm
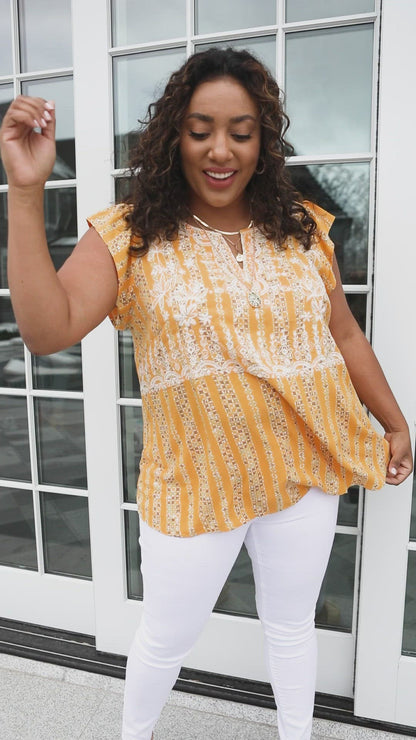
[328,254,413,486]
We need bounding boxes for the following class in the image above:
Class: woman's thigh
[138,518,249,647]
[243,488,339,623]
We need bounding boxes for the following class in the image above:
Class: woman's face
[179,76,261,222]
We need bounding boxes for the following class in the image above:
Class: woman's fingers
[1,96,55,136]
[385,430,414,486]
[0,95,56,187]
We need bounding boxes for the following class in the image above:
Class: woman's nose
[208,134,232,162]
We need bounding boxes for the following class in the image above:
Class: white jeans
[122,487,339,740]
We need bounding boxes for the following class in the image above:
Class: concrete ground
[0,654,412,740]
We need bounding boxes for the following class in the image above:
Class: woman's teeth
[205,171,235,180]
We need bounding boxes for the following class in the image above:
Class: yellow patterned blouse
[88,202,389,537]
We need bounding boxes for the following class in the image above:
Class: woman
[0,48,412,740]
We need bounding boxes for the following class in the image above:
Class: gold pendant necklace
[192,213,249,263]
[192,213,253,235]
[191,217,262,308]
[248,291,261,308]
[221,231,244,263]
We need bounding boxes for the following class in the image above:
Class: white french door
[0,0,94,634]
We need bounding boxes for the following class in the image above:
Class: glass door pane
[121,405,143,506]
[285,25,374,155]
[40,492,92,579]
[32,346,82,392]
[0,396,31,481]
[195,0,276,34]
[0,488,37,570]
[21,79,76,180]
[289,162,370,284]
[112,0,186,46]
[195,37,276,74]
[18,0,72,72]
[402,552,416,654]
[0,298,24,389]
[0,0,13,75]
[113,47,186,168]
[35,398,87,489]
[286,0,375,23]
[402,463,416,655]
[0,86,14,186]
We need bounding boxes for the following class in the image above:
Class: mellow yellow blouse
[88,202,389,537]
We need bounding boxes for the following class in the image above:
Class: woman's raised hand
[0,96,56,188]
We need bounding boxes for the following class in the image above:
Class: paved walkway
[0,654,412,739]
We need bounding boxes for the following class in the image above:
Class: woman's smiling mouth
[203,169,238,187]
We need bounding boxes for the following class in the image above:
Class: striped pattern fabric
[88,203,388,537]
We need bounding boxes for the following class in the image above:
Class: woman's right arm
[0,96,118,355]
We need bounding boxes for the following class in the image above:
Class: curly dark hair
[123,47,316,254]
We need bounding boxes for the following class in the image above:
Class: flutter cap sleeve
[87,204,134,331]
[304,201,337,295]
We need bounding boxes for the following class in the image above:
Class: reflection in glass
[286,0,374,23]
[32,345,82,392]
[18,0,72,73]
[346,294,367,334]
[22,77,75,180]
[2,186,79,290]
[0,297,24,388]
[0,487,37,570]
[0,0,13,75]
[410,464,416,541]
[41,492,92,579]
[402,551,416,655]
[316,533,356,631]
[285,25,373,155]
[35,398,87,488]
[113,48,186,169]
[115,177,131,203]
[195,0,275,34]
[0,396,31,481]
[112,0,186,46]
[196,37,275,78]
[0,191,7,287]
[125,509,143,600]
[121,405,143,503]
[215,544,255,617]
[43,187,77,271]
[289,162,370,285]
[119,332,140,398]
[337,486,359,528]
[0,85,14,185]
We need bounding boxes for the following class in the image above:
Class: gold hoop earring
[255,158,265,175]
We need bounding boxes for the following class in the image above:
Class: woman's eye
[189,131,209,140]
[232,133,252,141]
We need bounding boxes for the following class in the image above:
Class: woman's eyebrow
[186,113,257,123]
[230,114,258,123]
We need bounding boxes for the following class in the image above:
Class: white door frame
[354,0,416,726]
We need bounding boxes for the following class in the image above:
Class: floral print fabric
[87,203,388,536]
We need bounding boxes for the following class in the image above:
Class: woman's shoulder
[302,200,335,236]
[87,202,132,242]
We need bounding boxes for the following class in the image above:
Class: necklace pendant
[235,253,244,263]
[248,291,261,308]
